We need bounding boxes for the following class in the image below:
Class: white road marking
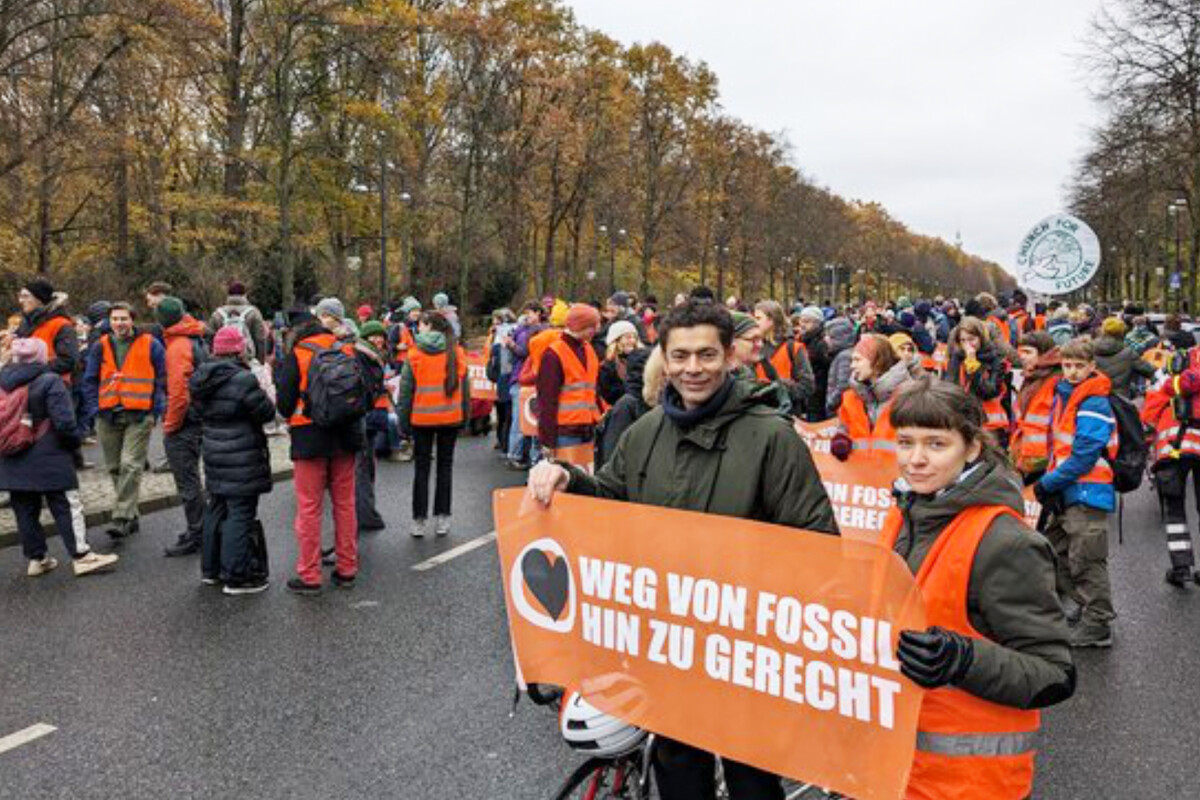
[0,723,56,755]
[411,532,497,572]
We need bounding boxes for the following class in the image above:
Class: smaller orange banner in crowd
[495,490,927,800]
[518,386,538,436]
[464,350,498,401]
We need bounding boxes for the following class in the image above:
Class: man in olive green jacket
[529,299,836,800]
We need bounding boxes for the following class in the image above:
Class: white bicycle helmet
[559,691,647,758]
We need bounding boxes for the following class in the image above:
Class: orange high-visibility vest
[957,363,1010,432]
[31,316,74,382]
[288,332,340,428]
[98,333,155,412]
[1033,314,1046,331]
[837,389,896,453]
[548,337,600,426]
[519,328,563,386]
[1012,377,1058,466]
[993,317,1013,349]
[881,505,1040,800]
[1143,377,1200,462]
[394,325,415,364]
[767,339,803,382]
[408,346,467,427]
[1048,374,1118,485]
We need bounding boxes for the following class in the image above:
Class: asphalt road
[1,434,1198,799]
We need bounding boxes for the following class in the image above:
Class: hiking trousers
[97,413,153,522]
[1044,504,1115,623]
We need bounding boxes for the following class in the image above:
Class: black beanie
[25,278,54,305]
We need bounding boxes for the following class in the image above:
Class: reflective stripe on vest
[548,337,599,427]
[1047,374,1118,485]
[288,333,339,427]
[98,334,155,412]
[838,389,896,453]
[1016,379,1058,462]
[409,347,467,427]
[881,505,1040,799]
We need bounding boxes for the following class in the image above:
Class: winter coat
[275,320,366,460]
[17,293,79,378]
[597,348,652,468]
[1124,327,1159,355]
[945,343,1008,403]
[162,316,208,434]
[0,364,80,492]
[1040,378,1116,512]
[1093,336,1156,399]
[840,359,914,430]
[189,358,276,496]
[565,377,837,534]
[598,356,629,408]
[890,459,1074,710]
[1163,327,1196,351]
[824,317,856,418]
[800,323,831,418]
[395,330,471,432]
[1047,318,1074,347]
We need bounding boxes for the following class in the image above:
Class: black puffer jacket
[189,358,276,496]
[597,348,651,468]
[1093,335,1156,398]
[0,363,80,492]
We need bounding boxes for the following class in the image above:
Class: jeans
[13,491,90,561]
[97,413,154,522]
[653,738,783,800]
[164,422,205,541]
[293,454,357,584]
[202,494,266,584]
[412,426,458,520]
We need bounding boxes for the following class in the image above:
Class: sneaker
[321,547,337,567]
[201,576,221,586]
[1069,619,1113,649]
[27,556,58,577]
[286,577,321,596]
[331,571,356,590]
[411,519,427,538]
[73,551,119,577]
[434,515,451,537]
[1166,566,1193,588]
[223,579,269,596]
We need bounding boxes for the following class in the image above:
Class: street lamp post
[715,244,731,300]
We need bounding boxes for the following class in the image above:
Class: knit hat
[731,311,758,338]
[87,301,112,326]
[609,291,631,309]
[898,310,916,329]
[549,300,570,327]
[565,303,601,334]
[400,296,422,315]
[155,296,185,329]
[1101,317,1127,339]
[854,335,881,361]
[433,292,450,309]
[357,304,373,321]
[9,337,47,365]
[212,325,246,357]
[605,319,637,346]
[799,306,824,324]
[888,332,914,354]
[24,278,54,305]
[359,321,386,340]
[314,297,345,321]
[227,280,246,296]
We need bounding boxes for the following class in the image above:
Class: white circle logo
[509,538,576,634]
[1015,214,1101,296]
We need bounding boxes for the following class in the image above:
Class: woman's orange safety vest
[766,339,804,382]
[98,333,155,412]
[289,332,339,427]
[1012,377,1057,466]
[956,363,1009,432]
[394,325,415,364]
[518,328,563,386]
[881,505,1040,800]
[1047,374,1118,485]
[408,346,467,427]
[32,316,74,383]
[548,337,599,426]
[837,389,896,453]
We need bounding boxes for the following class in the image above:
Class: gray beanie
[799,306,824,324]
[314,297,346,321]
[433,292,450,309]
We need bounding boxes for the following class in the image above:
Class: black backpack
[300,343,369,428]
[1107,392,1148,493]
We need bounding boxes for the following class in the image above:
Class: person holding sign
[830,333,914,460]
[529,299,836,800]
[945,317,1011,449]
[883,377,1074,800]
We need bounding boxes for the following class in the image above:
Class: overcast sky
[565,0,1106,274]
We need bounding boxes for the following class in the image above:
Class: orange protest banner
[518,386,538,436]
[495,490,927,800]
[464,350,498,401]
[555,442,594,474]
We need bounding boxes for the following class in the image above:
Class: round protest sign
[1015,213,1101,296]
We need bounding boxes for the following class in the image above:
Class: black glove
[1032,481,1053,507]
[897,626,975,689]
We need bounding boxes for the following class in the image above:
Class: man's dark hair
[521,300,541,314]
[109,301,136,319]
[144,281,172,296]
[658,300,734,350]
[689,285,716,302]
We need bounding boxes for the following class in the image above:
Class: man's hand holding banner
[495,489,928,800]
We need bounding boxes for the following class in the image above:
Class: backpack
[1107,392,1148,493]
[301,343,369,428]
[215,306,255,359]
[0,384,50,456]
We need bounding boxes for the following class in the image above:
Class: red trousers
[293,454,357,585]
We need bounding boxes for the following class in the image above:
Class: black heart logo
[522,549,570,621]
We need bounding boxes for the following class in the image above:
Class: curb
[0,466,294,550]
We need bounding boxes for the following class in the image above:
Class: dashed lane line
[411,532,497,572]
[0,724,56,755]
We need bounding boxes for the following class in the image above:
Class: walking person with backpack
[209,280,267,363]
[157,297,210,557]
[275,298,367,594]
[396,311,470,537]
[190,326,276,594]
[1,338,118,577]
[1034,339,1119,647]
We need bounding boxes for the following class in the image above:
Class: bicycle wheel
[552,756,646,800]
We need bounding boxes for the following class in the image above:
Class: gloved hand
[830,432,853,462]
[1033,480,1053,507]
[897,626,975,689]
